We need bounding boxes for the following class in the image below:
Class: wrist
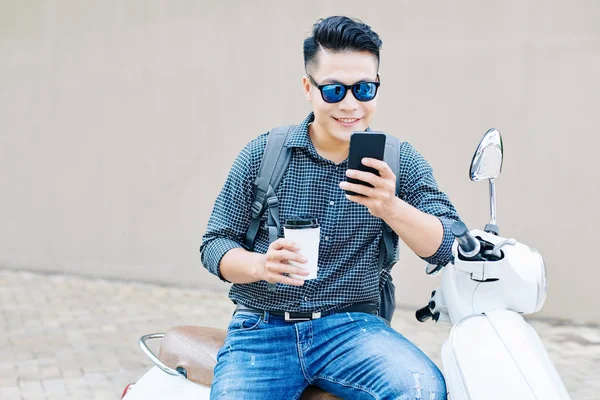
[251,253,267,282]
[386,196,406,223]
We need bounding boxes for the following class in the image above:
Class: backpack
[243,125,402,323]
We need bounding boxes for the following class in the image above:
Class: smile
[334,117,362,125]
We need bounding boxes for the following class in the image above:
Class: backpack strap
[244,125,296,292]
[378,135,403,275]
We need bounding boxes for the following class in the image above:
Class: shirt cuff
[421,217,456,266]
[201,238,243,283]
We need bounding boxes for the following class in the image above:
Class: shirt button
[325,236,330,241]
[329,201,335,206]
[304,296,309,301]
[335,166,339,171]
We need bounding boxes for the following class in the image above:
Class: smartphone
[345,132,387,196]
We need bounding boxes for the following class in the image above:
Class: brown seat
[158,325,341,399]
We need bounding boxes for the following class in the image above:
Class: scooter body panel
[441,310,570,400]
[123,366,210,400]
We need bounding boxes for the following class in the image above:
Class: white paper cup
[284,216,320,280]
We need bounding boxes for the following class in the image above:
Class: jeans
[211,310,447,399]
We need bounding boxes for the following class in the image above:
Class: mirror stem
[489,178,497,225]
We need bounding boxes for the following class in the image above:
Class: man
[200,16,459,399]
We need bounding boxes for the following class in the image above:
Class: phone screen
[345,132,386,196]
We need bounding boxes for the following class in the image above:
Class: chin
[330,120,366,135]
[337,123,369,138]
[326,124,352,142]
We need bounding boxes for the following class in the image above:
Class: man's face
[303,49,379,144]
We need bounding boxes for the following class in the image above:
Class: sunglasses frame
[307,74,381,104]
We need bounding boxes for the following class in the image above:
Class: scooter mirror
[469,128,503,181]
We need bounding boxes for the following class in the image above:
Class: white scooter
[415,129,570,399]
[121,129,570,400]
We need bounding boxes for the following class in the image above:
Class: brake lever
[492,238,517,252]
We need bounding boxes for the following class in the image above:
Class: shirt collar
[284,112,315,149]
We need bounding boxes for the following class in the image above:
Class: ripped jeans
[211,310,447,400]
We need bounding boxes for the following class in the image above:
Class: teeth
[337,118,358,123]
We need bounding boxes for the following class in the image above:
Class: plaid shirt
[200,113,461,313]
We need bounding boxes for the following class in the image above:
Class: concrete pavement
[0,269,598,399]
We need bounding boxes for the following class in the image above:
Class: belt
[234,302,378,322]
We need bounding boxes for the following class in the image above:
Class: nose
[338,90,359,112]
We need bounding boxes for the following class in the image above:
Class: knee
[401,368,447,400]
[382,363,446,400]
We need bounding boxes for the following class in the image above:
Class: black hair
[303,16,382,71]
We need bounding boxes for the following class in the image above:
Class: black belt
[235,302,378,322]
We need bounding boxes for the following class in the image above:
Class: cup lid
[284,215,319,229]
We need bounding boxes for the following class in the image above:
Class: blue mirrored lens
[321,85,347,103]
[353,83,378,101]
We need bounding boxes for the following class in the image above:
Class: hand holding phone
[345,132,387,196]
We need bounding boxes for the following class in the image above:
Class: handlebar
[451,221,481,258]
[415,306,433,322]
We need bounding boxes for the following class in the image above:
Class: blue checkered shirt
[200,113,461,313]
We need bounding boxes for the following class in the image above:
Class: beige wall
[1,1,599,323]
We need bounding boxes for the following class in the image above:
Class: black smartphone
[345,132,387,196]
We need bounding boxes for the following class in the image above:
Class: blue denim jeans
[211,310,447,399]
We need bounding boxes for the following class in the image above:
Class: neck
[308,122,349,164]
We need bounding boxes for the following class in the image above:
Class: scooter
[414,128,570,399]
[121,129,570,400]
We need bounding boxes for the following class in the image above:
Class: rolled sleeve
[200,238,242,282]
[399,142,461,267]
[422,216,456,266]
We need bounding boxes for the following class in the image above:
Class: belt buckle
[284,311,322,321]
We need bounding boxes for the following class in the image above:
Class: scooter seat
[158,325,341,399]
[159,325,224,387]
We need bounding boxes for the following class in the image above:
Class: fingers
[268,249,307,264]
[265,238,309,286]
[264,261,308,286]
[269,238,301,252]
[265,272,306,286]
[345,169,384,187]
[339,180,374,197]
[345,192,367,206]
[361,158,395,179]
[267,262,310,277]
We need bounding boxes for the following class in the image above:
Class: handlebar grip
[451,221,480,256]
[415,306,433,322]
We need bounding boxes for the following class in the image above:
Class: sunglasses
[307,74,380,104]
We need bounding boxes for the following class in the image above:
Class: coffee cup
[283,215,320,280]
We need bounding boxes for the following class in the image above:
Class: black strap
[243,125,296,292]
[265,186,282,292]
[243,125,296,252]
[379,135,402,274]
[235,302,378,318]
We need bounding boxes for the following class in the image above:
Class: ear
[302,75,313,102]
